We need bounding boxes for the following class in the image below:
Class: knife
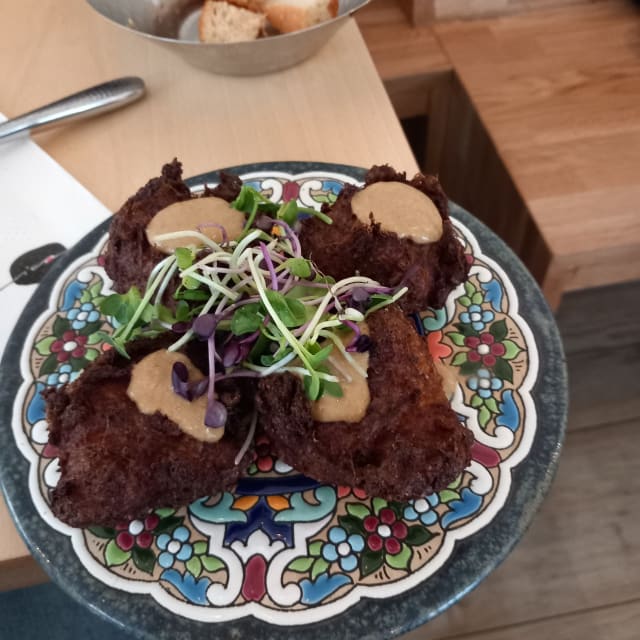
[0,76,145,143]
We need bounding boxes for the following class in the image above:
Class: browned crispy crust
[45,336,255,527]
[299,165,469,313]
[257,306,473,500]
[103,159,242,296]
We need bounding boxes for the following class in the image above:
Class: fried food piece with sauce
[44,336,255,527]
[256,306,473,500]
[299,165,469,313]
[103,159,242,296]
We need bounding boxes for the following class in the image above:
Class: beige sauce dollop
[351,181,443,244]
[146,197,246,254]
[311,328,370,423]
[127,350,223,443]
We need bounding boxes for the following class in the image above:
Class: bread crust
[199,0,266,43]
[265,0,338,33]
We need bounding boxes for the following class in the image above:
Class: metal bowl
[86,0,370,75]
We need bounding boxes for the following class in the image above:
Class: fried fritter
[299,165,469,313]
[257,306,473,500]
[45,336,255,527]
[103,159,242,295]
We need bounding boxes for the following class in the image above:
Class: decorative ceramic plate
[0,162,567,639]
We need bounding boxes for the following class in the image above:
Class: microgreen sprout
[99,187,407,427]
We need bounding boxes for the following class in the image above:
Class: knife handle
[0,76,145,142]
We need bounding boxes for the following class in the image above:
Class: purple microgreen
[205,331,226,428]
[197,222,228,244]
[239,330,261,344]
[271,220,301,257]
[351,287,370,304]
[172,361,189,382]
[214,370,261,381]
[171,361,191,400]
[193,313,217,338]
[171,321,191,334]
[341,319,361,350]
[222,339,251,368]
[259,241,279,291]
[255,215,275,232]
[352,335,373,353]
[205,400,227,429]
[189,377,209,399]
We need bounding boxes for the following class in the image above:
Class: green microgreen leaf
[322,380,344,398]
[156,305,175,324]
[283,257,313,278]
[264,290,307,328]
[303,372,321,401]
[231,185,259,213]
[306,343,333,369]
[257,201,280,216]
[183,276,200,290]
[175,289,210,302]
[298,206,333,225]
[277,200,299,226]
[94,331,130,358]
[231,303,263,335]
[175,247,194,270]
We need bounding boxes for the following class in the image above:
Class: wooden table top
[0,0,416,589]
[434,1,640,297]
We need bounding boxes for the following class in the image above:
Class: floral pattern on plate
[12,170,538,625]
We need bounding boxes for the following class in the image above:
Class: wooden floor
[402,279,640,639]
